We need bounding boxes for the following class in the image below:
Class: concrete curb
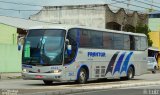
[21,81,160,95]
[0,73,21,80]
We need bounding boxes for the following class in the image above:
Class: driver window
[64,29,78,64]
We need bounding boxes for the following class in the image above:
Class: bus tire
[152,66,156,74]
[43,80,53,85]
[77,68,87,84]
[126,66,134,80]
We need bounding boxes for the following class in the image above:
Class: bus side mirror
[18,43,21,51]
[65,39,72,55]
[67,45,72,55]
[18,37,24,51]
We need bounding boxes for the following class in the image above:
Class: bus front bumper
[22,72,63,81]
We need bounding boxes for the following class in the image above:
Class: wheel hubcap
[80,71,86,82]
[128,70,133,79]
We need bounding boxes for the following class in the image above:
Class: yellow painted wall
[149,32,160,50]
[149,18,160,68]
[0,24,21,72]
[0,24,17,45]
[149,32,160,68]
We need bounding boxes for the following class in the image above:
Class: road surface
[66,85,160,95]
[0,72,160,95]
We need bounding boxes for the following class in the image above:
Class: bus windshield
[22,29,66,66]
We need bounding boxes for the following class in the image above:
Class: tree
[135,24,153,46]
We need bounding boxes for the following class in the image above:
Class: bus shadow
[26,78,143,86]
[87,78,143,84]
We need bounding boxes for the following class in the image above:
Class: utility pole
[151,0,153,11]
[127,0,130,13]
[121,0,130,31]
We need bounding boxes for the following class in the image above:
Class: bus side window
[124,35,130,50]
[130,35,135,50]
[134,36,141,50]
[141,37,147,50]
[79,29,91,47]
[64,29,78,64]
[103,32,113,49]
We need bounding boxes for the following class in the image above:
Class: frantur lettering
[88,52,106,57]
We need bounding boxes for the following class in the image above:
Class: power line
[107,3,147,13]
[0,0,156,11]
[0,0,149,13]
[0,7,40,11]
[109,0,126,5]
[146,0,160,5]
[0,5,147,13]
[112,0,160,11]
[135,0,160,10]
[0,0,43,7]
[151,0,153,11]
[0,6,116,12]
[0,0,156,12]
[0,3,146,12]
[127,0,131,13]
[0,0,127,8]
[0,14,60,24]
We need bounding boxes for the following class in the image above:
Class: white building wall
[30,5,106,28]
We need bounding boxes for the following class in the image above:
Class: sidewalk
[0,73,21,80]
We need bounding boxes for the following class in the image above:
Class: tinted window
[141,37,147,50]
[78,28,146,51]
[124,35,130,50]
[65,29,78,64]
[103,32,113,49]
[68,29,77,41]
[134,36,141,50]
[90,31,103,48]
[149,14,160,18]
[130,35,135,50]
[79,29,91,47]
[23,29,65,65]
[114,34,124,50]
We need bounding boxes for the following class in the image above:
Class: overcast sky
[0,0,160,19]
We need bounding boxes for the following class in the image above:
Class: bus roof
[28,24,146,37]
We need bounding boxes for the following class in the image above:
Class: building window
[149,14,160,18]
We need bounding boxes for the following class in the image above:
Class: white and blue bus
[21,25,148,85]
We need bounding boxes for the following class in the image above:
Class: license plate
[35,75,43,78]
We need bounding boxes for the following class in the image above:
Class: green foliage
[135,24,153,46]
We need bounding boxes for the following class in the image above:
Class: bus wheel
[152,66,156,74]
[126,66,134,80]
[77,68,87,84]
[43,80,53,85]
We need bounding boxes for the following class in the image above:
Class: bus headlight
[51,70,62,73]
[22,69,27,73]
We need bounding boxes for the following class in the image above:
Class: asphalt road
[0,72,160,95]
[66,85,160,95]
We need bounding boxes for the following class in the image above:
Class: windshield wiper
[24,57,39,66]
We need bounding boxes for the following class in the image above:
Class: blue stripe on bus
[120,52,133,74]
[105,51,120,75]
[113,52,126,75]
[22,64,32,68]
